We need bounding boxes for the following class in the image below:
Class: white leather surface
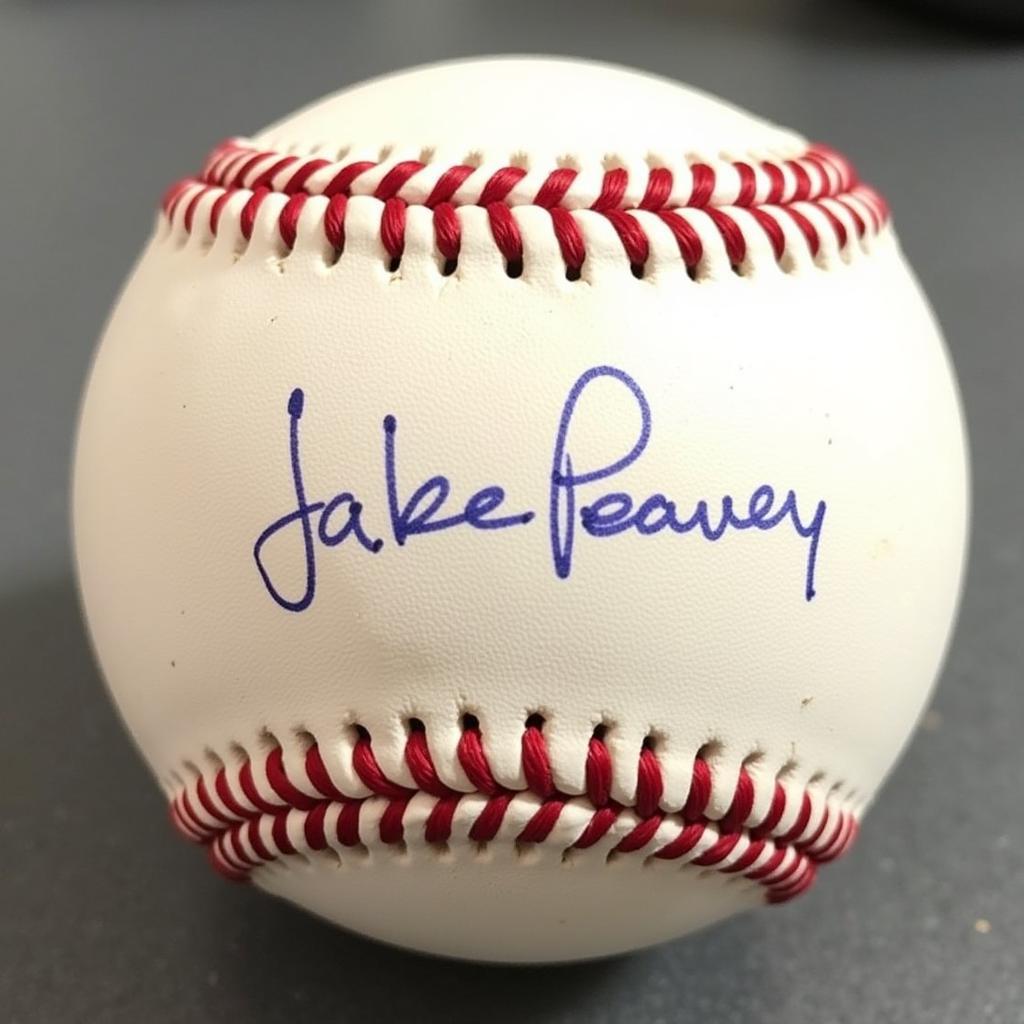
[257,846,761,962]
[255,57,807,167]
[72,58,968,961]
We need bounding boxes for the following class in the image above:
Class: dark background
[1,1,1022,1022]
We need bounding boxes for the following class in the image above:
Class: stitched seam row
[197,138,865,211]
[170,724,858,904]
[160,139,887,276]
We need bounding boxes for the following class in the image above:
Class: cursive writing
[253,366,826,612]
[550,366,826,601]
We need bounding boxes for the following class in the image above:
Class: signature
[253,366,826,612]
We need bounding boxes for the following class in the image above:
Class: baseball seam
[170,718,859,904]
[159,135,869,907]
[160,139,888,279]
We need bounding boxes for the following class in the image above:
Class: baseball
[73,57,968,962]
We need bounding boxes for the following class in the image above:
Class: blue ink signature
[254,366,826,612]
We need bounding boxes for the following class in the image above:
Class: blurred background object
[894,0,1024,31]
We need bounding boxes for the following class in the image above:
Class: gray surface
[1,1,1022,1021]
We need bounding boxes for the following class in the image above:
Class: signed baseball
[73,58,968,961]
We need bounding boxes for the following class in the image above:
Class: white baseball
[73,57,968,962]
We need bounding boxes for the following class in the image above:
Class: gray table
[2,2,1021,1021]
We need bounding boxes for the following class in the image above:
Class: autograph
[253,366,826,612]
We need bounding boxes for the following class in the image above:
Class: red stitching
[170,722,857,904]
[283,157,330,195]
[535,167,577,208]
[338,800,361,847]
[432,201,461,265]
[162,139,888,276]
[323,160,375,198]
[616,813,662,853]
[250,155,299,191]
[591,167,628,212]
[469,793,511,843]
[575,805,619,848]
[238,187,268,241]
[478,166,527,206]
[688,163,716,207]
[425,795,458,843]
[485,202,523,272]
[457,720,501,795]
[323,194,347,252]
[425,165,474,207]
[277,193,306,250]
[635,744,663,818]
[734,162,757,207]
[380,197,406,263]
[374,160,425,201]
[405,724,456,797]
[521,721,554,797]
[706,209,747,266]
[604,208,649,271]
[549,206,585,276]
[683,757,712,820]
[639,166,673,211]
